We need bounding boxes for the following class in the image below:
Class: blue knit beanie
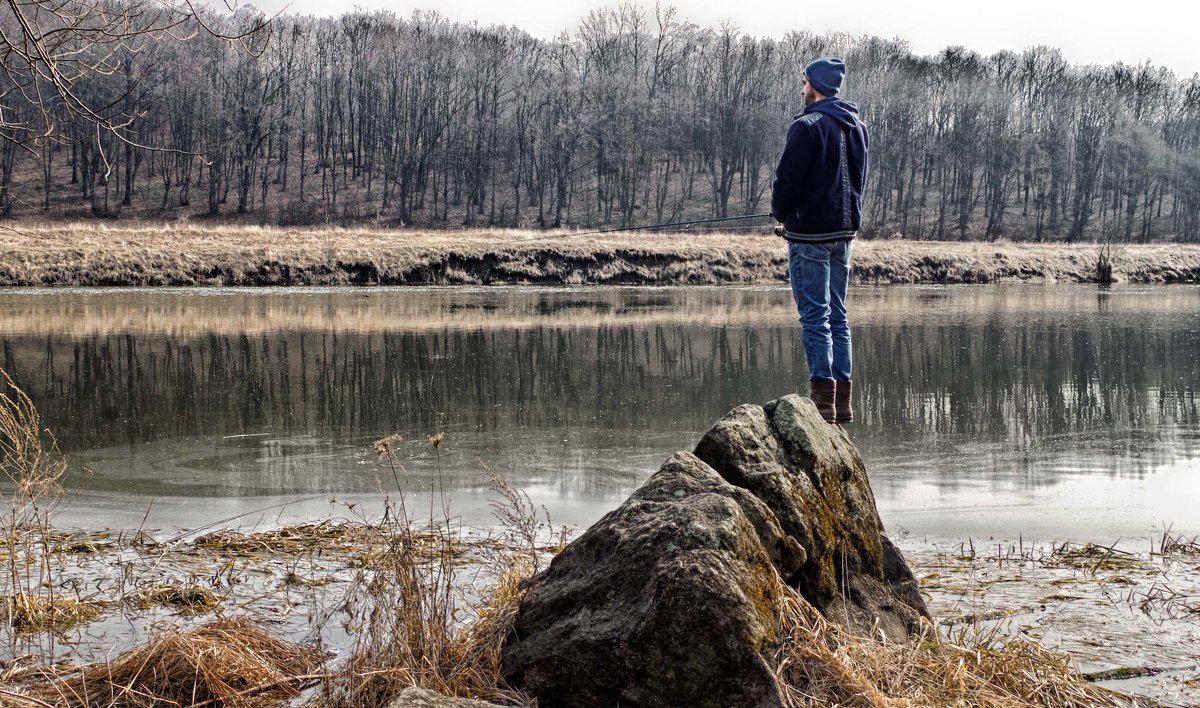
[804,58,846,97]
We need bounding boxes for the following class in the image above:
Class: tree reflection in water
[0,285,1196,531]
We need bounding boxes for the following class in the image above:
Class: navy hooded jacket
[770,97,869,242]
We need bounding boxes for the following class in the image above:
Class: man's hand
[773,223,786,237]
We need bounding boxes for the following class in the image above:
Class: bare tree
[1,2,1198,242]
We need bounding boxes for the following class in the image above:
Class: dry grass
[772,582,1128,707]
[0,370,66,510]
[191,523,377,555]
[1158,530,1200,556]
[320,557,532,707]
[1,222,1198,286]
[314,436,537,707]
[27,617,322,707]
[189,523,497,563]
[130,585,220,615]
[1,593,102,635]
[1045,542,1142,573]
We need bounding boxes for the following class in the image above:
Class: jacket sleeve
[771,120,814,223]
[861,123,871,192]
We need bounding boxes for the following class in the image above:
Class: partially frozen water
[1,283,1195,541]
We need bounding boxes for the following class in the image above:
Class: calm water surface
[1,284,1197,543]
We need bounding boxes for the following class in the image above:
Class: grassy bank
[3,223,1199,286]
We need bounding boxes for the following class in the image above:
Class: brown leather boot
[834,379,853,424]
[809,379,836,424]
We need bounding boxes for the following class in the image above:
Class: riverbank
[3,224,1199,286]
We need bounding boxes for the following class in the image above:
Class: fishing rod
[574,212,774,236]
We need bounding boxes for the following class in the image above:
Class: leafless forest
[2,2,1198,242]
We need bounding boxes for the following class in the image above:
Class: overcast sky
[240,0,1199,78]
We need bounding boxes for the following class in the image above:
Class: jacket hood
[801,97,861,131]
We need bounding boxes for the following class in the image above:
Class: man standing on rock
[771,57,869,425]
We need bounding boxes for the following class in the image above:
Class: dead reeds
[131,585,220,615]
[1047,542,1141,573]
[1,368,79,651]
[0,370,66,512]
[28,617,321,707]
[772,580,1128,707]
[314,435,536,707]
[1,594,101,635]
[1158,529,1200,556]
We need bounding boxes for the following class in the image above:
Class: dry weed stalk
[1158,527,1200,556]
[0,368,75,647]
[29,616,321,707]
[314,437,536,706]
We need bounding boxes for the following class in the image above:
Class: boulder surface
[501,394,928,707]
[693,394,927,640]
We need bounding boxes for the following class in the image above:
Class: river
[0,283,1197,542]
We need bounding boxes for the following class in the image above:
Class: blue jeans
[787,240,852,381]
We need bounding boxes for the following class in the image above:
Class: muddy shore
[2,224,1199,286]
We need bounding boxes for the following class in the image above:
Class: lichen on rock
[695,394,927,642]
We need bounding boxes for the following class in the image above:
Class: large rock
[501,395,929,707]
[501,452,797,707]
[693,394,927,641]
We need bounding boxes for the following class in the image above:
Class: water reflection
[0,285,1196,538]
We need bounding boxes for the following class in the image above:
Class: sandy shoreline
[2,224,1199,286]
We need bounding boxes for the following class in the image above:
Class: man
[771,57,869,425]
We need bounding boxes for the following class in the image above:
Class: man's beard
[804,92,818,106]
